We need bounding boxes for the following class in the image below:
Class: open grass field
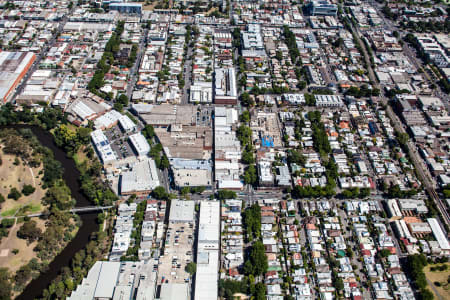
[73,146,89,167]
[0,148,47,217]
[424,263,450,300]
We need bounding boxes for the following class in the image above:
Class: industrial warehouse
[0,51,36,103]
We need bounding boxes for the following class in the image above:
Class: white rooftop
[121,158,160,194]
[428,218,450,250]
[160,283,189,300]
[129,133,150,156]
[169,200,195,223]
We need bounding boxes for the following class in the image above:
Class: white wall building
[194,201,220,300]
[315,94,343,107]
[119,114,137,132]
[428,218,450,255]
[120,158,160,195]
[91,129,117,164]
[129,133,150,157]
[190,82,212,103]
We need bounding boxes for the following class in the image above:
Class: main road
[126,28,149,100]
[12,7,76,101]
[346,8,450,227]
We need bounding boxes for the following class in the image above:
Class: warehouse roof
[141,104,196,126]
[91,130,117,164]
[195,202,220,300]
[129,133,150,156]
[120,158,160,194]
[94,262,121,298]
[427,218,450,250]
[94,110,122,129]
[68,261,121,300]
[169,200,195,223]
[159,283,189,300]
[0,52,36,100]
[169,158,211,170]
[198,201,220,245]
[118,114,136,132]
[194,251,219,300]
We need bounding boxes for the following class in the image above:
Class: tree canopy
[22,184,36,196]
[243,241,268,276]
[243,165,258,186]
[7,188,21,200]
[243,204,261,241]
[216,190,237,200]
[0,268,11,300]
[17,220,42,243]
[236,125,252,145]
[152,186,169,200]
[185,262,196,275]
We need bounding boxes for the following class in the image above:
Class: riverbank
[0,127,83,298]
[8,125,99,300]
[0,125,98,300]
[0,106,116,299]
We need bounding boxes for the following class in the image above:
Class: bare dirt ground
[206,7,218,14]
[135,1,158,10]
[0,217,46,273]
[0,149,46,217]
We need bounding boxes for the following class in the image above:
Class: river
[3,125,99,300]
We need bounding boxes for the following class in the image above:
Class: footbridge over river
[0,206,114,220]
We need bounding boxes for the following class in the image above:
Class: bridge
[0,206,114,220]
[70,206,114,214]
